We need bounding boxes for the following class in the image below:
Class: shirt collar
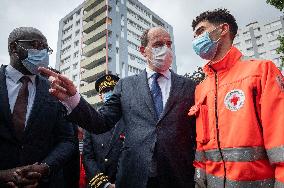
[146,66,171,80]
[6,65,36,85]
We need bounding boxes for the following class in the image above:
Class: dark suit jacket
[0,65,76,188]
[68,70,196,188]
[63,124,80,188]
[83,120,124,184]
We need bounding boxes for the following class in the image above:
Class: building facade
[234,15,284,69]
[55,3,84,90]
[80,0,176,107]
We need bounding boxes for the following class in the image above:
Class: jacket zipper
[213,70,227,188]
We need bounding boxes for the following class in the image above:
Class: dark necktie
[12,76,30,140]
[150,73,163,118]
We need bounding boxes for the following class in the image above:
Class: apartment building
[234,15,284,69]
[55,3,84,90]
[80,0,176,107]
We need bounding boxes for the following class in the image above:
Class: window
[259,52,266,59]
[61,45,71,55]
[63,25,73,35]
[62,35,72,45]
[245,39,251,44]
[255,35,262,41]
[75,30,80,36]
[247,47,253,51]
[269,40,280,46]
[76,20,80,26]
[271,21,281,28]
[74,51,79,58]
[73,74,78,81]
[60,65,70,74]
[74,40,79,47]
[73,62,78,69]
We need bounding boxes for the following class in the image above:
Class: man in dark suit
[83,74,124,188]
[0,27,76,187]
[40,27,196,188]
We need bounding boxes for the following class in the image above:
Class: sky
[0,0,282,75]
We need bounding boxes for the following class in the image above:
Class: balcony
[83,23,106,44]
[84,0,104,12]
[83,1,108,22]
[83,36,107,57]
[81,50,106,69]
[81,63,106,82]
[80,80,97,95]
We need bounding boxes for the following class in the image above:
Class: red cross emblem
[230,95,239,106]
[224,89,245,111]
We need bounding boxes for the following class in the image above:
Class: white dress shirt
[145,67,172,108]
[5,65,36,127]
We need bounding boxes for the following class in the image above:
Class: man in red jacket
[189,8,284,187]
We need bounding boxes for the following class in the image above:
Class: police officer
[83,74,125,188]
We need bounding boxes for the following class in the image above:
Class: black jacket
[0,65,76,187]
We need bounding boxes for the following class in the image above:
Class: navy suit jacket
[0,65,76,187]
[68,70,196,188]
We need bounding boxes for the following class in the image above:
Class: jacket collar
[203,46,242,75]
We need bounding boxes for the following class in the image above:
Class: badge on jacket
[224,89,245,111]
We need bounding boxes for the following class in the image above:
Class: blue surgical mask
[192,29,220,60]
[22,49,49,75]
[102,91,113,102]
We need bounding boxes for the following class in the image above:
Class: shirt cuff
[103,182,111,188]
[61,91,80,114]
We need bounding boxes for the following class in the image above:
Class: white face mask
[148,45,173,72]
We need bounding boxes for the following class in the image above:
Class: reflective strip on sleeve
[206,173,274,188]
[195,150,206,162]
[205,146,267,162]
[194,168,206,188]
[266,146,284,163]
[275,180,284,188]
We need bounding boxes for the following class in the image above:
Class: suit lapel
[136,70,157,121]
[157,71,184,124]
[0,65,20,143]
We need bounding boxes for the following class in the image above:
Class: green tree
[276,35,284,70]
[266,0,284,70]
[266,0,284,11]
[184,67,206,84]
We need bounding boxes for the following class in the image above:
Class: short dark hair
[140,29,150,47]
[8,27,47,54]
[192,8,238,40]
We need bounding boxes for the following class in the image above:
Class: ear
[220,23,230,37]
[140,46,146,56]
[9,43,17,54]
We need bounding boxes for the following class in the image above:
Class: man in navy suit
[40,27,196,188]
[0,27,76,187]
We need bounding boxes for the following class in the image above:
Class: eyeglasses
[15,39,53,55]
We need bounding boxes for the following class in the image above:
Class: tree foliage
[266,0,284,70]
[266,0,284,11]
[276,35,284,70]
[184,67,206,84]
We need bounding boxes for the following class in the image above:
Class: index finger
[38,67,58,77]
